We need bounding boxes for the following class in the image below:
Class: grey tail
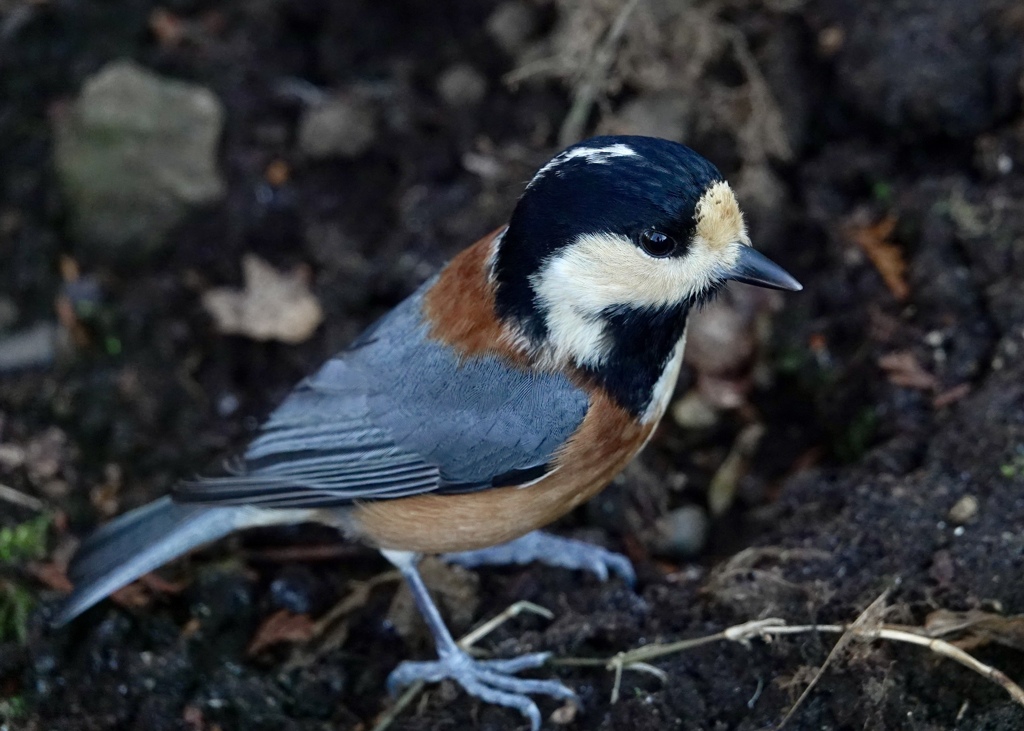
[53,497,244,626]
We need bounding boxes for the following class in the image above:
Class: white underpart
[641,323,688,425]
[527,143,639,188]
[529,232,744,368]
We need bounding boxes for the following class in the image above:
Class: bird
[54,135,801,729]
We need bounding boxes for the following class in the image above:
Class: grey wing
[174,286,589,508]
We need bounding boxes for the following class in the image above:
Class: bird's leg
[443,530,635,585]
[381,549,577,731]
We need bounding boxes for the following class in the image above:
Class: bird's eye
[639,229,676,258]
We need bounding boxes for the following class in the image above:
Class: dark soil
[2,1,1024,730]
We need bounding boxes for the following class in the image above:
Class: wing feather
[173,284,588,509]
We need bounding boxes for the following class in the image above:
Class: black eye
[639,229,676,257]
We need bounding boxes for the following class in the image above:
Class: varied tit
[55,136,801,729]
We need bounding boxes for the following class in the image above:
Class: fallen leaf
[109,571,188,609]
[924,609,1024,652]
[248,609,315,655]
[933,383,971,408]
[550,701,579,725]
[848,215,909,301]
[111,581,154,609]
[182,704,205,731]
[202,255,323,343]
[149,8,185,48]
[265,159,290,186]
[878,351,938,390]
[139,572,188,595]
[27,561,73,593]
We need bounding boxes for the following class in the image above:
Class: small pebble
[948,495,979,524]
[269,566,319,615]
[0,322,58,372]
[671,390,719,429]
[0,297,18,330]
[298,95,377,159]
[437,64,487,108]
[649,505,710,559]
[550,701,579,725]
[486,1,538,55]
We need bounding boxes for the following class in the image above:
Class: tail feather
[54,497,244,626]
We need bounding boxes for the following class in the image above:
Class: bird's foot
[444,530,635,585]
[387,649,576,731]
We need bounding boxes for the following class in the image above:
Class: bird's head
[493,135,801,374]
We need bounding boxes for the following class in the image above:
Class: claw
[445,531,636,586]
[387,649,577,731]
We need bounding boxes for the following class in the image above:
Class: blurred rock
[437,64,487,108]
[486,1,539,55]
[648,505,710,559]
[685,285,782,409]
[948,494,979,524]
[54,60,225,258]
[686,298,755,375]
[0,297,17,331]
[269,565,322,615]
[671,390,719,429]
[297,95,378,159]
[0,322,58,372]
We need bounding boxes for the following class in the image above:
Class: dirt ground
[2,1,1024,729]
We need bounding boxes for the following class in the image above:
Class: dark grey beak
[726,246,803,291]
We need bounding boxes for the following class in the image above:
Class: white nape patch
[485,226,508,284]
[528,143,638,188]
[641,324,688,425]
[529,231,744,368]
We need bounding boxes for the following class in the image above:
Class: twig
[371,681,424,731]
[0,483,45,512]
[558,0,641,146]
[458,600,554,649]
[776,588,891,730]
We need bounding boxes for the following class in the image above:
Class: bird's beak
[725,246,803,291]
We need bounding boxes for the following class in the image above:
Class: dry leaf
[924,609,1024,652]
[933,383,971,408]
[138,572,188,595]
[248,609,315,655]
[149,8,186,48]
[848,215,910,301]
[202,254,323,343]
[111,581,155,609]
[878,351,938,390]
[550,701,579,725]
[28,561,73,593]
[108,571,188,610]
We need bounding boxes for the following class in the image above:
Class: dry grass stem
[775,589,891,730]
[555,604,1024,715]
[558,0,641,145]
[0,483,45,512]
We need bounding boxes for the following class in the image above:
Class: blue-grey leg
[381,549,577,731]
[443,530,636,585]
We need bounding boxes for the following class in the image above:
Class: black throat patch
[583,300,693,418]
